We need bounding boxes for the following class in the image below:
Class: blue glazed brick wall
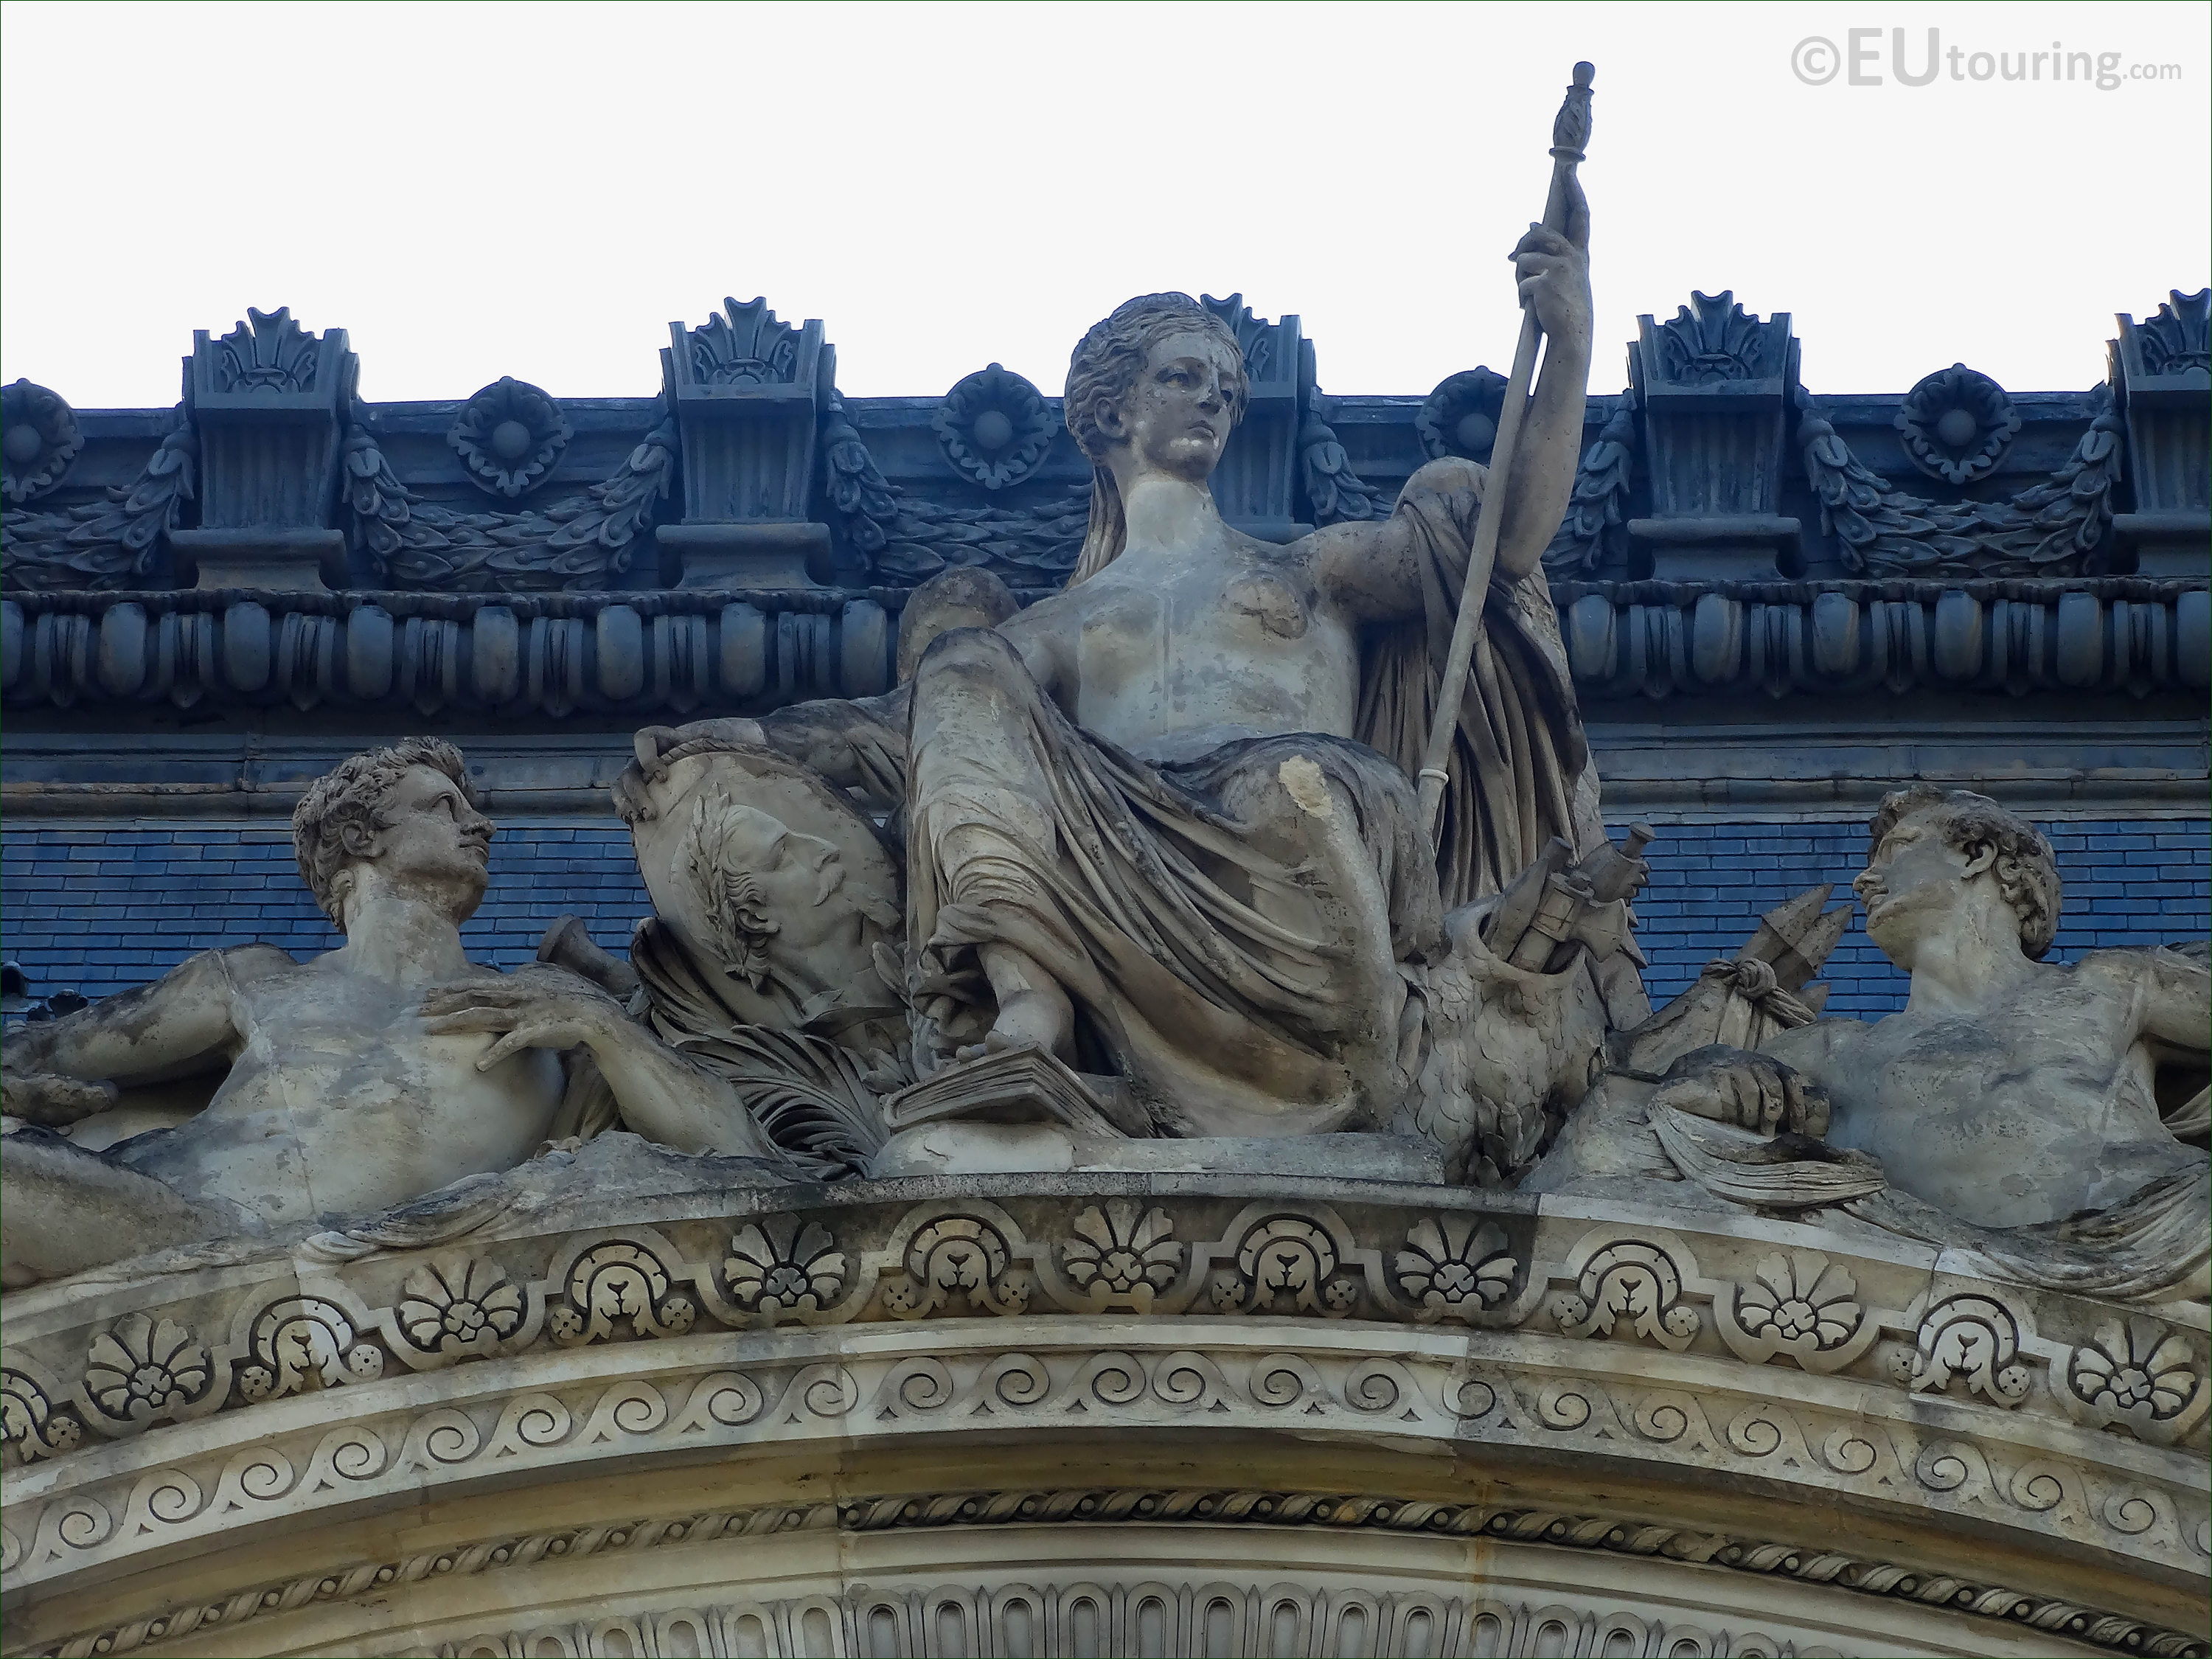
[3,817,2206,1016]
[1,822,650,1003]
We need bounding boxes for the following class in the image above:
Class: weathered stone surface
[0,740,790,1287]
[1537,787,2208,1308]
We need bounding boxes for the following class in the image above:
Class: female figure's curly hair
[1064,293,1248,586]
[1867,785,2061,959]
[292,737,476,928]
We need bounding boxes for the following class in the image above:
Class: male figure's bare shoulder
[209,942,302,984]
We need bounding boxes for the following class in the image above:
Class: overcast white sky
[2,1,2205,408]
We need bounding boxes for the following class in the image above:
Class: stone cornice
[4,1172,2204,1655]
[4,576,2202,728]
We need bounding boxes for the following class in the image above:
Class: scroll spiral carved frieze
[1796,382,2126,576]
[2,1189,2208,1659]
[344,403,676,592]
[5,1195,2208,1464]
[448,376,571,498]
[1,379,83,504]
[10,1341,2205,1658]
[0,412,196,592]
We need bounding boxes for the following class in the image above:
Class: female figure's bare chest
[1065,548,1358,753]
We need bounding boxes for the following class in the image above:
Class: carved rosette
[1060,1203,1181,1312]
[932,364,1056,490]
[448,377,571,498]
[724,1219,847,1321]
[1394,1217,1516,1322]
[1,379,83,504]
[395,1258,526,1362]
[1717,1251,1872,1371]
[1416,368,1509,463]
[80,1315,214,1432]
[2062,1319,2204,1445]
[1895,364,2021,484]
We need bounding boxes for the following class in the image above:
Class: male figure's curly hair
[1065,293,1248,586]
[293,738,476,928]
[1867,785,2060,959]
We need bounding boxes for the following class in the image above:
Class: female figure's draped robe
[753,462,1601,1129]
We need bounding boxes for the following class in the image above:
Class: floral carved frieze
[4,1194,2207,1457]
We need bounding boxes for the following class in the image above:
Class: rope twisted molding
[42,1486,2205,1659]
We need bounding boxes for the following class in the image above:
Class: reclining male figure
[1649,787,2206,1239]
[1,738,778,1288]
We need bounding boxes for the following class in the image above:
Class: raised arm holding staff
[1418,60,1596,841]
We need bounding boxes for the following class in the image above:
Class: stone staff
[1415,60,1596,842]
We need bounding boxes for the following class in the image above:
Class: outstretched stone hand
[1649,1043,1832,1138]
[419,964,633,1071]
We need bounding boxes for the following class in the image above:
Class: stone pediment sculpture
[1535,785,2210,1310]
[615,181,1642,1181]
[0,737,792,1288]
[4,66,2208,1659]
